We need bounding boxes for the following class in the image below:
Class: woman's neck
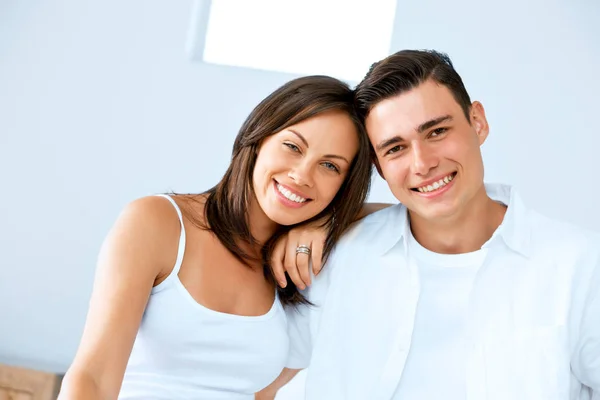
[247,197,279,247]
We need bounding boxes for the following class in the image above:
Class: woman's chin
[268,214,304,227]
[264,209,312,227]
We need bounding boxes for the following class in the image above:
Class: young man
[263,50,600,399]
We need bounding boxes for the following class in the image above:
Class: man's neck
[409,189,507,254]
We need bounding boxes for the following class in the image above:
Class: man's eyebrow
[375,115,454,153]
[375,136,404,152]
[417,115,453,133]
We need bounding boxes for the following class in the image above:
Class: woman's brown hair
[186,75,372,305]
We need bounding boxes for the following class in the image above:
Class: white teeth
[276,183,307,203]
[416,173,455,193]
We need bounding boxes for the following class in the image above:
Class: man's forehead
[379,82,454,112]
[367,94,456,136]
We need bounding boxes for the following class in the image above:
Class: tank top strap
[153,194,186,291]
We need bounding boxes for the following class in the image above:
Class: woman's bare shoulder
[168,193,209,226]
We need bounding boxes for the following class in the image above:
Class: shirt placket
[465,244,502,400]
[376,242,421,400]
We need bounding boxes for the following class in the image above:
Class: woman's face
[252,110,360,226]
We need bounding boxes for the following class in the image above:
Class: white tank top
[118,195,290,400]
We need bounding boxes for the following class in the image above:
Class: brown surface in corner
[0,364,62,400]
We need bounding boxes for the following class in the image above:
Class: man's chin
[409,204,458,223]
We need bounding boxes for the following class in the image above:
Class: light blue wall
[0,0,598,379]
[0,0,298,372]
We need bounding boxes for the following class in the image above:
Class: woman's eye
[284,142,300,152]
[322,162,340,173]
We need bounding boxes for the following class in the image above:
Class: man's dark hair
[355,49,472,123]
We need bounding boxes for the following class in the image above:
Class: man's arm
[356,202,392,220]
[571,245,600,392]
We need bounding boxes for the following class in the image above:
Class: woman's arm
[270,203,393,289]
[59,197,180,400]
[255,368,302,400]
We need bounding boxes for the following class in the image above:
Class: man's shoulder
[314,204,405,281]
[527,208,600,255]
[342,203,405,243]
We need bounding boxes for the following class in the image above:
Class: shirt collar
[376,183,532,258]
[483,183,532,257]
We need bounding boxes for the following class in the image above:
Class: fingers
[297,243,312,288]
[270,236,288,288]
[311,239,324,276]
[275,221,330,289]
[284,239,307,290]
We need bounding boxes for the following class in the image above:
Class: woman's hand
[270,219,327,290]
[270,203,392,290]
[255,389,276,400]
[255,368,301,400]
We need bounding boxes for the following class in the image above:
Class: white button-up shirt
[286,184,600,400]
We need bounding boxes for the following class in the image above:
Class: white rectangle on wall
[188,0,397,82]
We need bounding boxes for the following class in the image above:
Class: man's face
[366,79,490,223]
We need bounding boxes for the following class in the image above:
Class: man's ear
[470,101,490,145]
[369,145,384,178]
[373,157,384,179]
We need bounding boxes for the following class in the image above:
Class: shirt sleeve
[282,230,353,370]
[571,242,600,392]
[285,301,313,369]
[284,251,339,370]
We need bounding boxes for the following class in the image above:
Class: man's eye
[386,145,403,155]
[430,127,447,137]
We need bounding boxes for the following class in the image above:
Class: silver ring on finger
[295,244,311,256]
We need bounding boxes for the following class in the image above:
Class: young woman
[59,75,373,400]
